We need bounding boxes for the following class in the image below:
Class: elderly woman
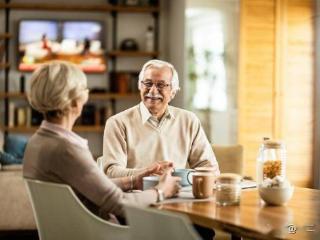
[23,61,180,221]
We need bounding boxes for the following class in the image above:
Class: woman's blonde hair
[28,61,88,117]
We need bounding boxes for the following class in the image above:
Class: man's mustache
[144,93,163,99]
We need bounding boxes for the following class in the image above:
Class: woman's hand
[155,168,181,199]
[133,161,174,190]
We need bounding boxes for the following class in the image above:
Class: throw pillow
[4,135,28,159]
[0,151,23,165]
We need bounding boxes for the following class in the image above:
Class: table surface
[156,187,320,240]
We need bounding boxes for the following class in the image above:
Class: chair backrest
[212,144,244,175]
[25,179,129,240]
[125,204,201,240]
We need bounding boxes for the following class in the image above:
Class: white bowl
[258,185,294,206]
[143,176,160,190]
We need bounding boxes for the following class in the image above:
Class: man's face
[140,66,173,118]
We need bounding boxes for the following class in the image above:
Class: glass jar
[215,173,242,206]
[256,139,286,184]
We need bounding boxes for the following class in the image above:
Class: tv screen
[18,20,106,73]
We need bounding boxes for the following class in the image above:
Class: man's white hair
[138,59,180,96]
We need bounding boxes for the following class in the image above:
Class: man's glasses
[141,81,171,90]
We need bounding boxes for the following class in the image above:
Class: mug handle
[187,170,195,185]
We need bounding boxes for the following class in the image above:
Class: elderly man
[99,59,220,178]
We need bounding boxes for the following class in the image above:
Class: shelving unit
[0,2,159,13]
[0,92,140,100]
[4,125,104,133]
[108,50,159,57]
[0,0,160,135]
[0,63,10,69]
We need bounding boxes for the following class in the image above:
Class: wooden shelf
[0,33,11,40]
[74,126,104,132]
[0,63,10,70]
[0,3,159,13]
[89,93,140,100]
[4,125,104,133]
[0,92,140,100]
[114,5,159,13]
[108,51,159,57]
[0,92,26,99]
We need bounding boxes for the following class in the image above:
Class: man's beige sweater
[99,103,220,177]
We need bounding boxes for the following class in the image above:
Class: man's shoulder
[169,106,198,121]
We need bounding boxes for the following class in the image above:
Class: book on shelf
[6,102,114,129]
[16,107,27,127]
[26,107,32,127]
[31,109,43,126]
[80,104,96,126]
[8,102,15,128]
[99,102,113,126]
[110,72,139,93]
[9,106,32,127]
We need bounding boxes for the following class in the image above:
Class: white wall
[165,0,186,108]
[185,0,239,144]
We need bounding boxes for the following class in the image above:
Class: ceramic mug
[143,176,160,190]
[192,173,215,199]
[172,168,194,186]
[194,167,217,174]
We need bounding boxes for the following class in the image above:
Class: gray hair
[138,59,180,95]
[28,61,88,114]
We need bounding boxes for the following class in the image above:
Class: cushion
[0,151,23,165]
[0,171,36,230]
[4,135,28,159]
[212,144,243,175]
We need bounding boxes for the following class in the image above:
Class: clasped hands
[135,161,181,198]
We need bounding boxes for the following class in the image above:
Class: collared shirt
[40,120,89,150]
[139,102,173,128]
[98,104,220,177]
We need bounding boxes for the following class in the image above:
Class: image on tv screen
[18,20,106,73]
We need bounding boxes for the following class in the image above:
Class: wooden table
[156,188,320,240]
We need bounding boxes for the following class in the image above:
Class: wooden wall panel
[281,0,314,187]
[238,0,314,187]
[238,0,276,180]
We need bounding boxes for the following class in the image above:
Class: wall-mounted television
[18,19,106,73]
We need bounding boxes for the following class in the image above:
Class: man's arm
[100,117,146,177]
[188,115,220,175]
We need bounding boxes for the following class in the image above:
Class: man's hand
[148,161,173,175]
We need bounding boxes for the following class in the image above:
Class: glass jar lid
[216,173,242,183]
[263,140,284,149]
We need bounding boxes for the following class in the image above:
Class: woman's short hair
[28,61,88,117]
[138,59,180,95]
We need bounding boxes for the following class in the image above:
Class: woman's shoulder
[29,128,86,154]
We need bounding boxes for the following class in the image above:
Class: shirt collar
[139,102,174,124]
[40,120,89,150]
